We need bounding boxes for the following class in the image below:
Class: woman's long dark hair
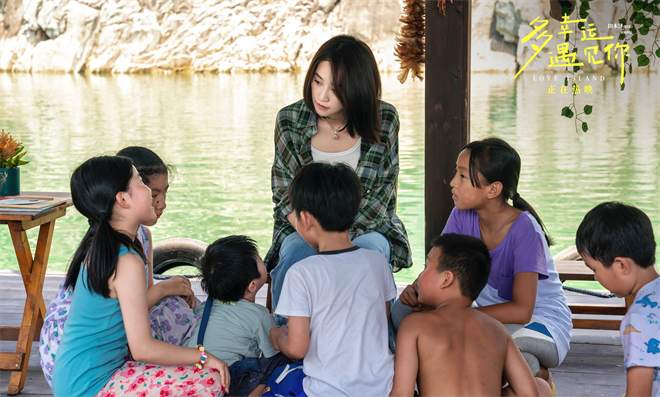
[303,35,382,144]
[64,156,146,297]
[464,138,553,246]
[116,146,172,185]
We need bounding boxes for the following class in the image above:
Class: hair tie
[99,211,109,221]
[512,192,520,201]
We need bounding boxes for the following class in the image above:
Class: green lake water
[1,71,659,287]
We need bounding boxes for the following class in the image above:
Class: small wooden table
[0,192,72,395]
[556,260,634,330]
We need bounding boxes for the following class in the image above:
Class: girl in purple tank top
[39,147,200,386]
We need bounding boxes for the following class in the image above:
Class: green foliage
[0,130,29,169]
[560,0,659,134]
[0,148,29,169]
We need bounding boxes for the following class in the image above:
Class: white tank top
[311,138,361,171]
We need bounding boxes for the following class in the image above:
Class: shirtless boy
[391,233,552,397]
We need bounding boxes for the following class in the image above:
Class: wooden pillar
[425,0,471,252]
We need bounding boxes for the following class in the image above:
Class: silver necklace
[323,117,347,139]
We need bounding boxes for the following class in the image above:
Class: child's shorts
[228,353,291,396]
[262,362,307,397]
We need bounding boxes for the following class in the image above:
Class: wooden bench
[555,260,633,330]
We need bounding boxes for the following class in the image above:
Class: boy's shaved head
[431,233,492,301]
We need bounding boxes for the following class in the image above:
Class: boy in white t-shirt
[264,162,396,397]
[576,202,660,397]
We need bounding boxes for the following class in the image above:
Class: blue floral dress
[39,225,200,386]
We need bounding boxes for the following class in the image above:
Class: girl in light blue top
[51,156,230,397]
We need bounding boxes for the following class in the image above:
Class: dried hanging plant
[394,0,425,84]
[438,0,454,16]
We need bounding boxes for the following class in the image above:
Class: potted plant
[0,130,29,197]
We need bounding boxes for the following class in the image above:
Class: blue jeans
[269,231,391,312]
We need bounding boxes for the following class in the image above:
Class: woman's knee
[390,299,413,331]
[352,232,391,262]
[278,232,316,264]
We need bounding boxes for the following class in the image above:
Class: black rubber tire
[152,238,208,275]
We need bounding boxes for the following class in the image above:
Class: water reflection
[0,72,658,283]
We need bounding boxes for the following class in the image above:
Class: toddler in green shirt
[183,235,290,396]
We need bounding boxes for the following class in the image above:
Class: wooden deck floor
[1,270,626,396]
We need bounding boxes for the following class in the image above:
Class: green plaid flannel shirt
[264,99,412,272]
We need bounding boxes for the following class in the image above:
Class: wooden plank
[0,202,71,223]
[9,226,33,281]
[7,225,47,322]
[573,318,621,330]
[569,304,627,315]
[424,0,471,252]
[8,220,55,394]
[0,353,24,371]
[17,208,67,232]
[555,260,594,281]
[0,327,40,342]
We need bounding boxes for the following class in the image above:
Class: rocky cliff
[0,0,657,73]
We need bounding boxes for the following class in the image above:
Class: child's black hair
[64,156,146,297]
[463,137,552,246]
[431,233,492,301]
[200,235,261,302]
[289,162,362,232]
[576,201,656,268]
[116,146,171,185]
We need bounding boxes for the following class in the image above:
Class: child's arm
[146,276,197,310]
[269,317,310,360]
[146,227,155,289]
[503,334,539,397]
[144,227,196,310]
[399,278,422,309]
[476,272,537,324]
[112,253,229,388]
[391,317,420,397]
[625,366,654,396]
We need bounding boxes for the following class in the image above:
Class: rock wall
[0,0,657,73]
